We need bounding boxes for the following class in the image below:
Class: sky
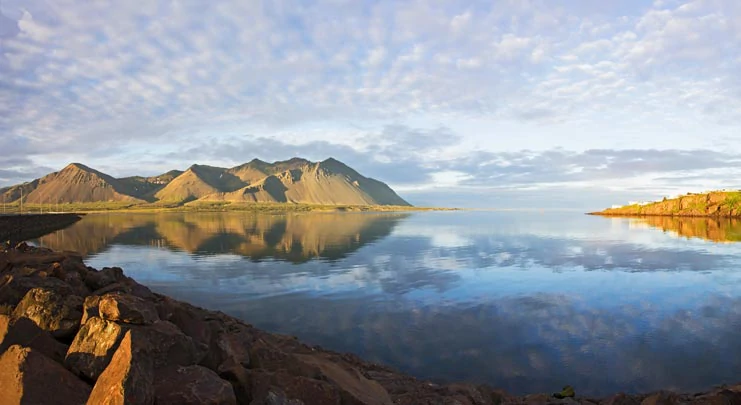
[1,0,740,209]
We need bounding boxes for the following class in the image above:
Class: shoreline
[2,250,741,403]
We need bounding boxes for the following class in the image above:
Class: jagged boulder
[0,314,68,364]
[12,287,83,339]
[98,292,159,325]
[0,344,91,405]
[154,365,237,405]
[66,316,129,380]
[87,331,154,405]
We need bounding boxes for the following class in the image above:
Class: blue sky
[1,0,740,208]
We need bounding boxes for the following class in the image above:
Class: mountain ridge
[1,158,411,207]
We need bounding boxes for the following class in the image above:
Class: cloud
[0,0,740,206]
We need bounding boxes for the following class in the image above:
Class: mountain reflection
[36,212,409,262]
[631,216,741,242]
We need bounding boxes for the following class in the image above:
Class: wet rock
[84,267,125,291]
[87,331,154,405]
[0,314,69,364]
[66,316,129,380]
[98,292,159,325]
[0,344,91,405]
[154,365,237,405]
[12,287,83,339]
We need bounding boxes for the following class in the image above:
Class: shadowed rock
[12,287,83,339]
[0,344,91,405]
[0,314,68,364]
[154,365,237,405]
[86,331,154,405]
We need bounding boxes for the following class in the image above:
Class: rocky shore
[1,244,741,404]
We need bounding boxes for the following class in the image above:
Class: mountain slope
[15,163,145,204]
[1,158,410,207]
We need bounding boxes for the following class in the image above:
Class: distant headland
[591,190,741,217]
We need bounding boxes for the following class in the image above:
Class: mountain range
[0,158,410,207]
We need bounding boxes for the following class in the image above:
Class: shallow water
[32,211,741,396]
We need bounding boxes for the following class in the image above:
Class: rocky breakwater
[2,244,741,405]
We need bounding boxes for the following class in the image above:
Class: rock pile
[1,243,740,404]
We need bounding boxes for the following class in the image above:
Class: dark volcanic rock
[0,344,91,405]
[87,331,154,405]
[154,365,237,405]
[98,292,159,325]
[66,316,129,381]
[0,314,68,364]
[244,369,343,405]
[12,287,83,339]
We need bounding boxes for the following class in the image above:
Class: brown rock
[12,287,83,339]
[81,295,102,325]
[154,365,237,405]
[0,344,91,405]
[87,331,154,405]
[66,316,129,380]
[296,353,392,405]
[84,266,125,290]
[642,392,680,405]
[250,391,306,405]
[92,280,155,300]
[689,390,741,405]
[129,320,200,368]
[0,273,73,307]
[98,292,159,324]
[602,393,641,405]
[0,314,69,364]
[245,369,342,405]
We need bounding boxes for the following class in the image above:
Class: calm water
[32,211,741,396]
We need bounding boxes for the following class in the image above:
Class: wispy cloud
[1,0,739,205]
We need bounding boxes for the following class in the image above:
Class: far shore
[0,201,459,215]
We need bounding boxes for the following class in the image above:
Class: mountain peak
[63,162,94,172]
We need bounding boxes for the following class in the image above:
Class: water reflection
[631,216,741,242]
[32,211,741,396]
[35,212,409,262]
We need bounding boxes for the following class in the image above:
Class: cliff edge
[592,191,741,217]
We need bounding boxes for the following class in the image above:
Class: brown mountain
[2,163,144,204]
[2,158,410,207]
